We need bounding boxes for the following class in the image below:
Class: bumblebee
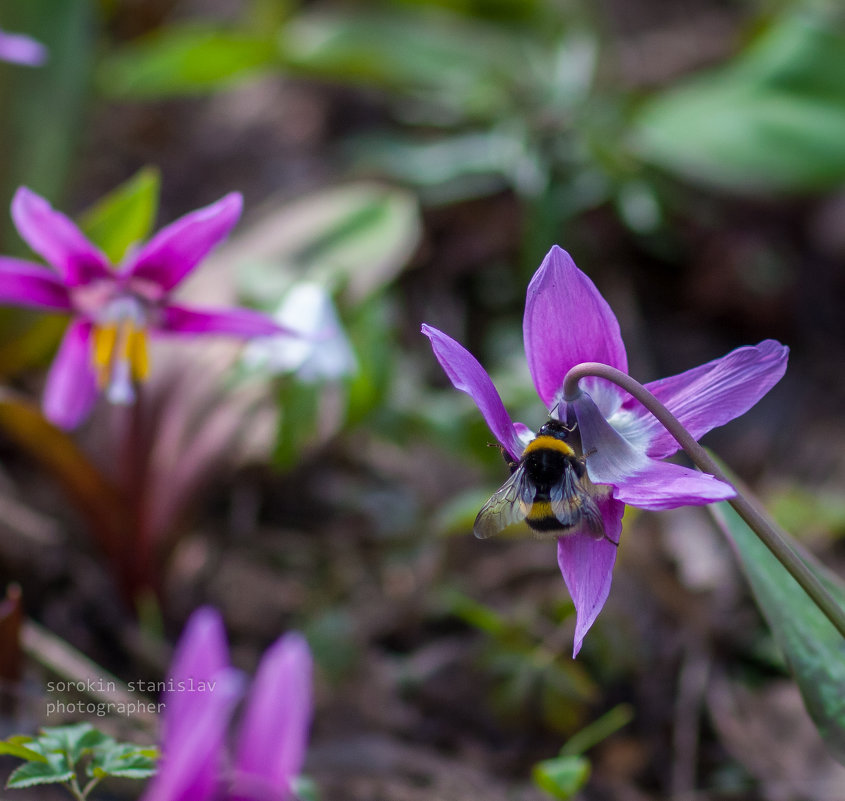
[474,419,607,541]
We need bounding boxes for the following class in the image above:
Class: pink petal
[163,608,231,748]
[524,247,628,415]
[233,633,313,800]
[422,323,523,461]
[126,193,243,291]
[141,668,243,801]
[610,459,736,510]
[11,188,111,286]
[0,29,47,66]
[570,391,735,511]
[159,303,287,338]
[557,496,624,657]
[617,340,789,460]
[0,257,71,310]
[42,319,98,429]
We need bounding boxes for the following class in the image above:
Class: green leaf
[351,130,523,201]
[274,379,321,470]
[0,738,48,763]
[79,167,161,264]
[87,742,158,780]
[344,297,393,425]
[443,589,509,637]
[386,0,543,23]
[39,723,112,765]
[0,313,68,379]
[0,0,94,243]
[709,497,845,762]
[97,24,277,98]
[532,754,591,800]
[558,703,634,756]
[6,753,74,789]
[633,14,845,192]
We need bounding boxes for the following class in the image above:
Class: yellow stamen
[128,327,150,381]
[91,320,150,390]
[93,324,118,388]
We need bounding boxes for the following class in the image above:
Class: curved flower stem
[563,362,845,641]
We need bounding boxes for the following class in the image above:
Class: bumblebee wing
[550,467,604,537]
[473,467,534,539]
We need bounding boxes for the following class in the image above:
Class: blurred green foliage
[443,589,598,732]
[0,0,94,241]
[532,703,633,799]
[2,0,845,793]
[633,10,845,191]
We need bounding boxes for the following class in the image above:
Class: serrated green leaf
[97,24,277,97]
[0,739,48,763]
[79,167,161,264]
[532,754,591,800]
[6,753,74,789]
[87,742,158,780]
[633,14,845,192]
[40,723,114,766]
[709,495,845,763]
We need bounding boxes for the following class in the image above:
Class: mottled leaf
[235,183,421,308]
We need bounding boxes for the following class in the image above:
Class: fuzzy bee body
[473,419,605,540]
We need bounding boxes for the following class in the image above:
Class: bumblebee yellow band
[521,436,575,458]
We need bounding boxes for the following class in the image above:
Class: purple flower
[0,28,47,66]
[141,607,313,801]
[422,245,788,655]
[0,187,286,428]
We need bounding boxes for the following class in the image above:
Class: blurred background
[2,0,845,799]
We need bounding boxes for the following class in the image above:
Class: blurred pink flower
[0,187,287,428]
[0,28,47,66]
[141,607,313,801]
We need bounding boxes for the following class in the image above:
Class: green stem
[80,775,101,800]
[563,362,845,641]
[66,775,86,801]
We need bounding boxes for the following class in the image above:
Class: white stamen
[105,358,136,405]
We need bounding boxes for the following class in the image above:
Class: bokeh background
[2,0,845,799]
